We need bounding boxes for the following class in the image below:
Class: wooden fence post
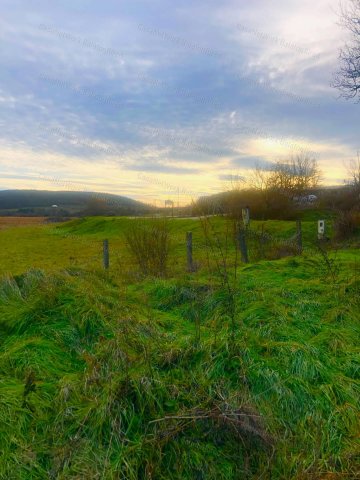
[103,239,109,270]
[237,227,249,263]
[186,232,193,272]
[242,206,250,229]
[296,219,303,254]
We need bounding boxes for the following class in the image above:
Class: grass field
[0,216,47,230]
[0,215,343,276]
[0,216,359,479]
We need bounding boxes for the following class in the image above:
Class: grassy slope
[0,217,359,479]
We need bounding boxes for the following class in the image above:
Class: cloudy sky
[0,0,359,205]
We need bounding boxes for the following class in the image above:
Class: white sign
[318,220,325,239]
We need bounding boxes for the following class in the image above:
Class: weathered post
[296,219,303,254]
[237,227,249,263]
[103,239,109,270]
[242,206,250,229]
[186,232,193,272]
[318,220,326,240]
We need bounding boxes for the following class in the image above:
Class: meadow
[0,215,359,479]
[0,217,47,230]
[0,215,340,276]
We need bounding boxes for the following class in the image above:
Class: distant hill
[0,190,153,216]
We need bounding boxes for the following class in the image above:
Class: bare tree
[346,151,360,192]
[227,174,246,192]
[249,156,321,198]
[247,162,274,192]
[272,155,321,197]
[333,0,360,102]
[247,162,275,211]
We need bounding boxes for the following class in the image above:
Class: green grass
[0,216,359,478]
[0,216,341,276]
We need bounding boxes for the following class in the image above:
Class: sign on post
[318,220,326,240]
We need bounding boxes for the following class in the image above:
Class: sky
[0,0,359,205]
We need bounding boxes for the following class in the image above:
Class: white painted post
[318,220,326,240]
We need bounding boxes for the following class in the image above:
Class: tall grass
[0,226,359,478]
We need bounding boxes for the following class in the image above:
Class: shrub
[124,218,171,277]
[264,241,299,260]
[333,210,360,241]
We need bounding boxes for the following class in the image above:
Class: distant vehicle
[293,194,318,205]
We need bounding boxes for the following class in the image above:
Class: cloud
[218,174,246,181]
[126,162,200,174]
[0,0,357,200]
[231,156,274,169]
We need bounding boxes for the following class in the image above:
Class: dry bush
[124,218,171,277]
[318,186,360,211]
[333,210,360,241]
[266,242,299,260]
[151,402,273,449]
[245,228,299,261]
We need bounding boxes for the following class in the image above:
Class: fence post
[296,219,303,254]
[103,239,109,270]
[186,232,194,272]
[242,206,250,229]
[237,227,249,263]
